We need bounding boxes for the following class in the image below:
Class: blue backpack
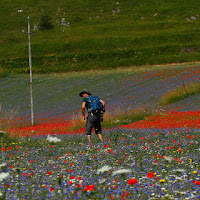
[88,96,102,113]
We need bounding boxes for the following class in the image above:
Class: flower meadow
[0,63,200,199]
[0,128,200,199]
[1,63,199,124]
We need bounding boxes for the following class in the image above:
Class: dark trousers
[85,113,102,135]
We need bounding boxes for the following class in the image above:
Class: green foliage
[0,132,17,147]
[39,15,54,30]
[0,67,8,78]
[160,82,200,106]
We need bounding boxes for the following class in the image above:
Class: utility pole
[22,17,35,126]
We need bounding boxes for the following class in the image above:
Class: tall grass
[160,81,200,106]
[0,105,18,144]
[69,114,86,131]
[0,105,18,133]
[69,108,152,131]
[102,108,152,128]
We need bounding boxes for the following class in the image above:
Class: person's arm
[100,99,105,110]
[82,102,86,120]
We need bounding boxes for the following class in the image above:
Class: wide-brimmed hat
[79,89,92,97]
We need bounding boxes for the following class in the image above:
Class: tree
[39,15,53,30]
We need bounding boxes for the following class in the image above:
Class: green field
[1,0,200,74]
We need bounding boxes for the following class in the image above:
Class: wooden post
[27,17,34,126]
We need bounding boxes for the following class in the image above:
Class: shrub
[39,15,53,30]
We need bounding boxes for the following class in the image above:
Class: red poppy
[76,183,82,188]
[147,172,155,178]
[47,171,52,175]
[127,178,137,185]
[82,185,95,191]
[193,180,200,185]
[50,187,54,192]
[113,185,118,189]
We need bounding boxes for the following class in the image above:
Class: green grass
[0,67,8,78]
[1,0,200,73]
[160,81,200,106]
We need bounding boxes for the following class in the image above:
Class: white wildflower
[99,178,107,184]
[163,156,173,163]
[46,135,61,143]
[0,163,6,168]
[97,165,112,174]
[172,169,185,173]
[18,9,23,13]
[0,172,9,181]
[174,191,186,195]
[112,169,131,176]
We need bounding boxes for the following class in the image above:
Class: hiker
[79,90,105,145]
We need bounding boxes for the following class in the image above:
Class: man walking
[79,90,105,146]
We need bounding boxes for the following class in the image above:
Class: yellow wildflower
[159,179,165,183]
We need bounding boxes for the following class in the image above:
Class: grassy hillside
[1,0,200,73]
